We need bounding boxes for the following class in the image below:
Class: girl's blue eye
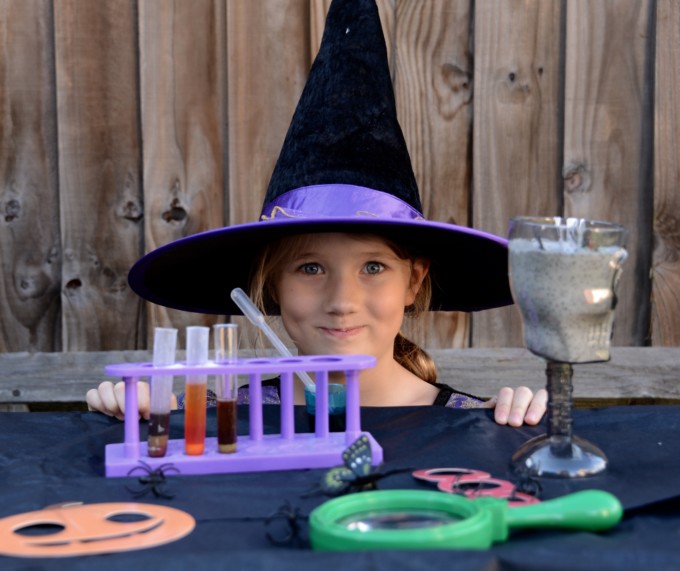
[364,262,384,275]
[301,263,322,275]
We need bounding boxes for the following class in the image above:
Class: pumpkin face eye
[106,512,154,524]
[13,522,65,537]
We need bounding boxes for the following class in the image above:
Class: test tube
[214,323,238,453]
[184,326,209,455]
[147,327,178,458]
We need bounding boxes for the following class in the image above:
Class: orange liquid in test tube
[185,380,207,455]
[184,325,209,456]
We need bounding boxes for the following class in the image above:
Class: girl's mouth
[319,326,364,339]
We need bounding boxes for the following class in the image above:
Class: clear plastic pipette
[230,287,315,388]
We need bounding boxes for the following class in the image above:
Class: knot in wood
[654,209,680,263]
[563,163,590,194]
[497,69,531,103]
[120,200,143,222]
[4,198,21,222]
[65,278,82,291]
[47,246,60,264]
[162,198,187,224]
[441,62,471,94]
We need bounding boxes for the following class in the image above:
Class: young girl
[87,0,547,426]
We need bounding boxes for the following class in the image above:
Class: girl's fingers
[112,382,128,419]
[490,386,543,426]
[523,388,548,425]
[87,381,153,421]
[506,386,535,427]
[491,386,516,424]
[86,381,123,419]
[136,382,151,420]
[86,387,105,414]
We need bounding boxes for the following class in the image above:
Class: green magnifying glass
[309,489,622,551]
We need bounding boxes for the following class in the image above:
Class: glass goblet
[508,217,628,478]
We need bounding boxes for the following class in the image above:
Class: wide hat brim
[128,216,512,315]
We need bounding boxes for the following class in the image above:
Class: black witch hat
[128,0,512,314]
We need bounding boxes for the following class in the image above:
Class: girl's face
[274,233,429,363]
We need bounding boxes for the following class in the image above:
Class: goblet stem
[510,361,607,478]
[546,361,573,456]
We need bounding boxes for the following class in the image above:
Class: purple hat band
[260,184,425,222]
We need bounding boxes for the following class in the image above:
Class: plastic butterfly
[321,436,375,495]
[310,436,410,497]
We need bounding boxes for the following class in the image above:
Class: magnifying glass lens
[337,509,463,532]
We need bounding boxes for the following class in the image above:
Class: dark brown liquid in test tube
[148,412,170,457]
[217,399,237,453]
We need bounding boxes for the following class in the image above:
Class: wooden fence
[1,0,679,355]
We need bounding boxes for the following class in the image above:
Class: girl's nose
[324,272,359,315]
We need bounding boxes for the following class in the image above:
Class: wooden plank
[2,347,678,406]
[227,0,309,227]
[471,0,563,348]
[310,0,332,58]
[562,0,655,345]
[138,0,227,346]
[226,0,309,343]
[392,0,471,350]
[54,0,144,350]
[0,349,274,405]
[0,350,153,404]
[430,347,680,404]
[651,0,680,346]
[0,404,30,412]
[0,0,61,352]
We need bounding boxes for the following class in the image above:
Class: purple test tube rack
[103,354,382,477]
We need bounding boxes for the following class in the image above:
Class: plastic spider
[511,466,542,500]
[126,461,179,499]
[265,501,308,547]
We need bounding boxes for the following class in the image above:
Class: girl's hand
[481,386,548,426]
[86,381,176,421]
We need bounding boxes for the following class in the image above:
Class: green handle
[505,490,623,533]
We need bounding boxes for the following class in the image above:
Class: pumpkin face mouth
[0,502,195,557]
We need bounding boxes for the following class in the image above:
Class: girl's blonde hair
[249,233,438,384]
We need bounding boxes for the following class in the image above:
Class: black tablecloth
[1,405,680,570]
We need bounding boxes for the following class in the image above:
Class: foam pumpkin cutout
[0,502,195,558]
